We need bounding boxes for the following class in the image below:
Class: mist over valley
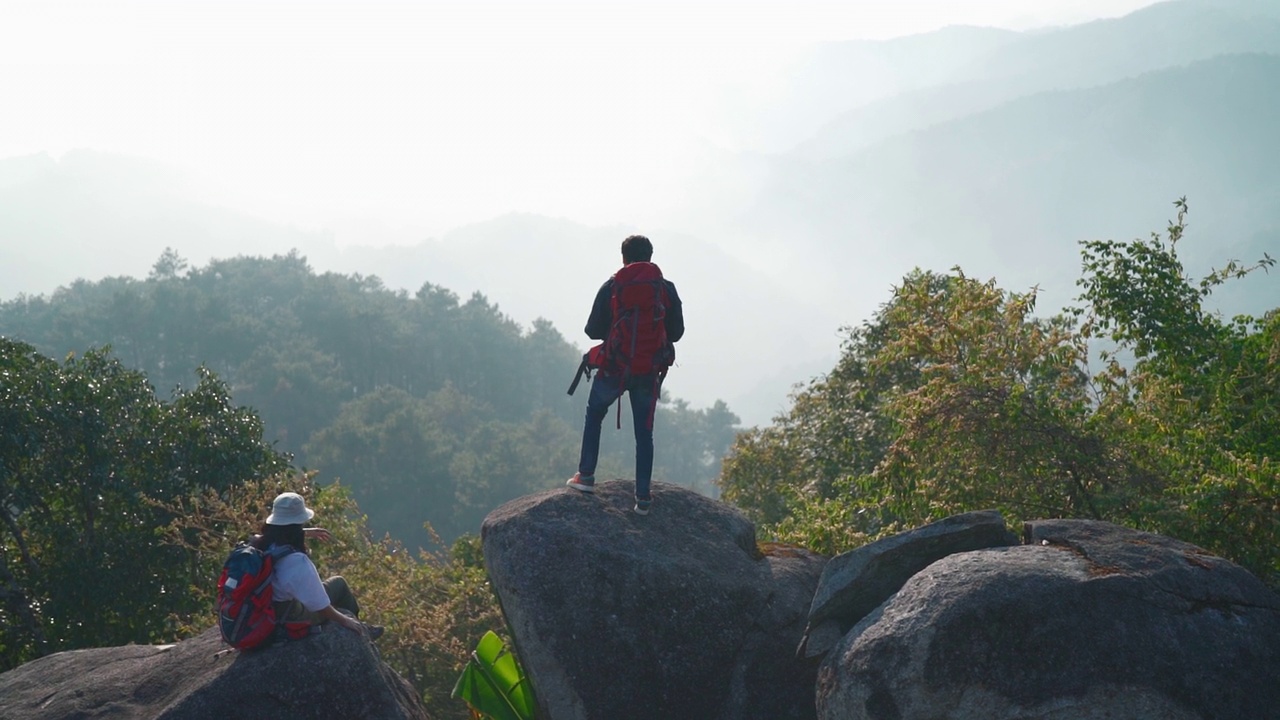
[4,0,1278,428]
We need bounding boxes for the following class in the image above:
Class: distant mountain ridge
[0,149,315,298]
[795,7,1280,160]
[720,25,1022,152]
[952,0,1280,85]
[668,0,1280,326]
[759,52,1280,314]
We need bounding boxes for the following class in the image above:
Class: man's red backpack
[568,262,675,425]
[594,262,675,376]
[217,542,311,650]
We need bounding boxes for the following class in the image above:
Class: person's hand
[304,527,332,542]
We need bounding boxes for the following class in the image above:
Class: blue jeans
[577,371,659,500]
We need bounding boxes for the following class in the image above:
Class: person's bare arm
[304,527,332,542]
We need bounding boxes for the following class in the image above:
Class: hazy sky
[4,0,1161,241]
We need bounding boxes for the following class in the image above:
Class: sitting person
[252,491,383,639]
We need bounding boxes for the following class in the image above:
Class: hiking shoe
[634,497,652,515]
[566,472,595,493]
[364,624,385,641]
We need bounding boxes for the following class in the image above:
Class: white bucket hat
[265,492,315,526]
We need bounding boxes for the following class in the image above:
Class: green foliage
[724,269,1099,548]
[453,630,536,720]
[1076,198,1279,579]
[765,477,878,557]
[722,201,1279,586]
[870,270,1101,523]
[0,339,289,670]
[303,384,580,547]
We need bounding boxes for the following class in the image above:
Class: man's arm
[664,280,685,343]
[584,280,613,340]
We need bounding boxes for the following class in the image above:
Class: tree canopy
[0,339,289,668]
[722,201,1278,585]
[0,251,741,548]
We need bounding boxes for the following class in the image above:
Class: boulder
[800,509,1015,658]
[0,626,429,720]
[816,519,1280,720]
[482,480,827,720]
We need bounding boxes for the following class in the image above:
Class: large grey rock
[816,519,1280,720]
[482,480,827,720]
[0,626,429,720]
[800,509,1015,658]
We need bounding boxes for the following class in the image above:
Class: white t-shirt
[270,549,330,612]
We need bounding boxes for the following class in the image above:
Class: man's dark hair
[621,235,653,263]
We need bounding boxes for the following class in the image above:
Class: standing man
[567,235,684,515]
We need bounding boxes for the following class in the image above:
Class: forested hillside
[0,251,739,546]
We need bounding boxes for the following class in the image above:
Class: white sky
[1,0,1161,238]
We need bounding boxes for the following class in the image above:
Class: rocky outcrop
[799,509,1016,658]
[816,519,1280,720]
[0,626,429,720]
[482,480,827,720]
[17,495,1275,720]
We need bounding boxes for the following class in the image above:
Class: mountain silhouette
[749,52,1280,315]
